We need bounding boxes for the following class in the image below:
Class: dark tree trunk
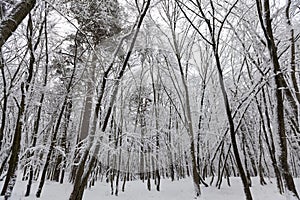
[36,36,76,196]
[0,84,25,197]
[256,92,284,193]
[25,10,49,195]
[0,0,36,48]
[53,99,72,183]
[214,48,253,200]
[0,52,7,151]
[285,0,300,108]
[35,94,71,198]
[256,0,300,198]
[258,129,267,185]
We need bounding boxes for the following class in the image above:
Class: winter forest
[0,0,300,199]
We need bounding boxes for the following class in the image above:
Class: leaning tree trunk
[0,0,36,48]
[36,41,77,197]
[166,9,202,194]
[176,0,252,198]
[35,95,70,198]
[25,7,49,196]
[175,51,202,196]
[256,0,300,198]
[213,46,253,200]
[260,89,284,193]
[0,2,7,149]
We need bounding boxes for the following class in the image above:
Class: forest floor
[1,175,299,200]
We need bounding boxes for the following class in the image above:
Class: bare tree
[256,0,300,199]
[175,0,254,199]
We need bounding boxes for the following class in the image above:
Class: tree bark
[0,0,36,48]
[0,50,7,151]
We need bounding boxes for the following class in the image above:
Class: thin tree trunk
[256,93,284,193]
[258,123,267,185]
[60,100,72,184]
[25,7,49,195]
[53,99,72,183]
[35,95,70,198]
[36,37,77,197]
[214,47,253,200]
[177,0,252,198]
[217,144,232,189]
[172,30,201,198]
[197,83,207,172]
[0,50,7,151]
[285,0,300,106]
[150,66,161,191]
[0,3,5,150]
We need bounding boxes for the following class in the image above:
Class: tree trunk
[172,32,201,197]
[36,38,76,196]
[258,128,267,185]
[285,0,300,107]
[36,96,69,198]
[0,84,25,197]
[257,92,284,193]
[0,51,7,151]
[256,0,300,198]
[213,47,253,200]
[25,8,49,195]
[0,0,36,48]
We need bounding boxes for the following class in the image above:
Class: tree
[152,0,208,196]
[175,0,253,199]
[256,0,300,199]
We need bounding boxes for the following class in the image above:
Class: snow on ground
[0,176,299,200]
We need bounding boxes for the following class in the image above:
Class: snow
[1,176,299,200]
